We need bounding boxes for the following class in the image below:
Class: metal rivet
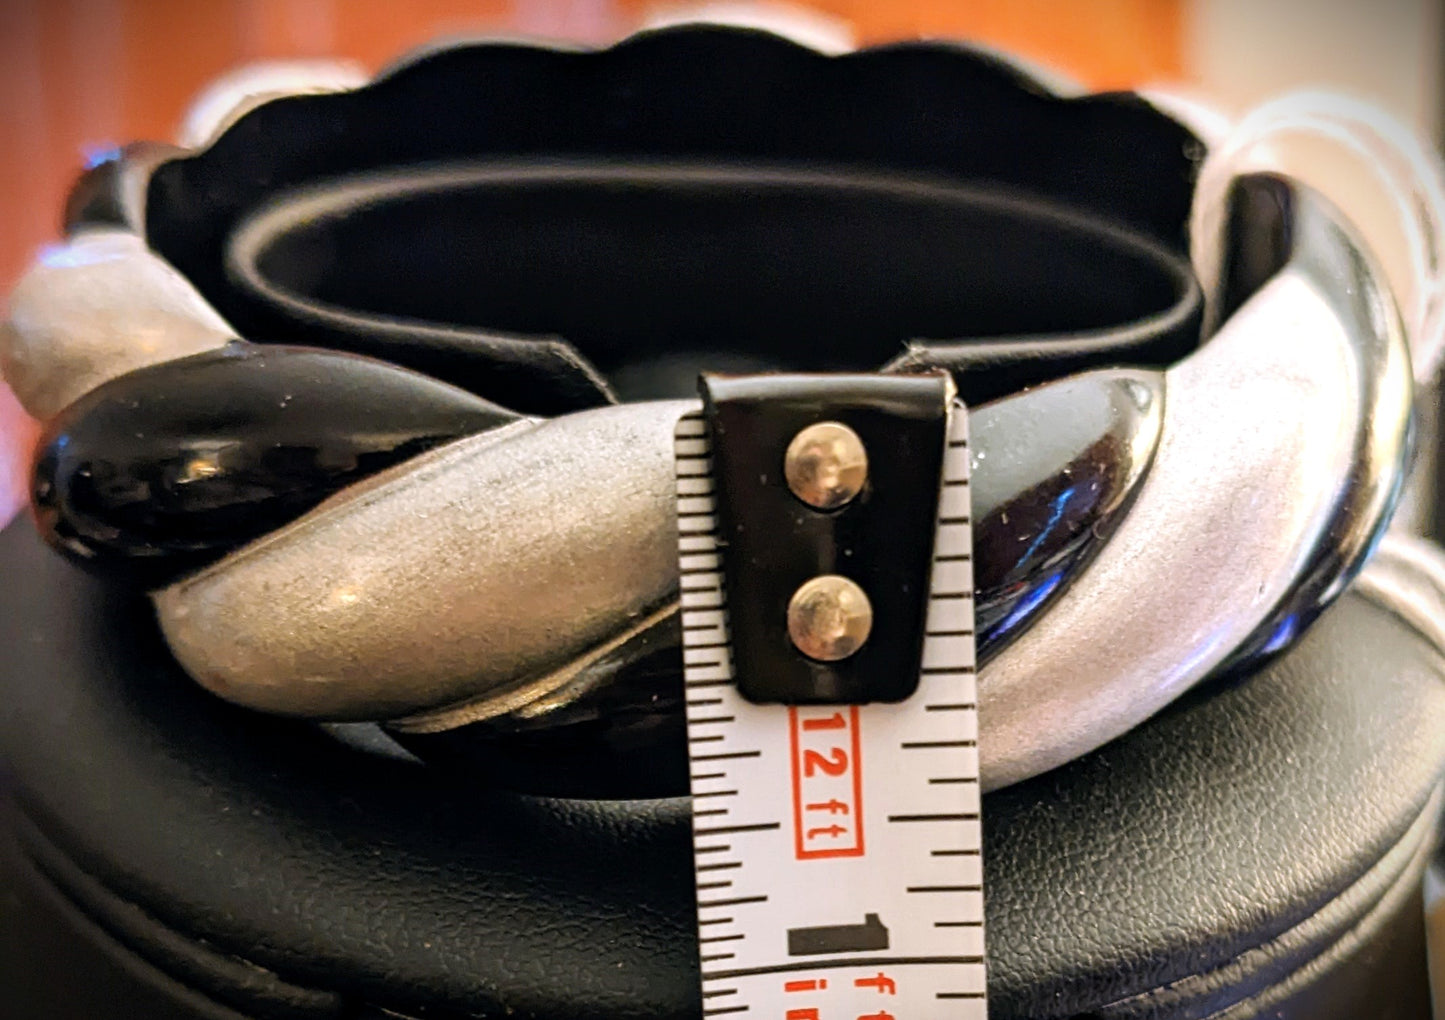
[787,575,873,662]
[784,421,867,510]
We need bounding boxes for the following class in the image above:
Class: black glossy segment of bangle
[31,341,519,587]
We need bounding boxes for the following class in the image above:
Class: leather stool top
[2,519,1443,1018]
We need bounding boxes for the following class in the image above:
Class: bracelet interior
[140,31,1208,411]
[224,160,1202,403]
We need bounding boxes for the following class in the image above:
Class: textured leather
[0,805,339,1020]
[0,518,1442,1018]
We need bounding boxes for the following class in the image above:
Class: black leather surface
[0,806,335,1020]
[1,517,1442,1018]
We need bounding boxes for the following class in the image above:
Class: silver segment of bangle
[0,230,233,420]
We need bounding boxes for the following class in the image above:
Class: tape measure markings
[676,405,986,1018]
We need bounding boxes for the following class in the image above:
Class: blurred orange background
[0,0,1185,527]
[0,0,1183,290]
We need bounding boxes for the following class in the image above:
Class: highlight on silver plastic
[0,230,234,420]
[1185,92,1445,538]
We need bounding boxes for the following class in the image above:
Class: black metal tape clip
[700,371,953,704]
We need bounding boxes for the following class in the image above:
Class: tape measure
[674,397,986,1019]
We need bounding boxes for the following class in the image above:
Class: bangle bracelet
[2,27,1411,796]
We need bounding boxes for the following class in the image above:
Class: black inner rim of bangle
[225,160,1200,401]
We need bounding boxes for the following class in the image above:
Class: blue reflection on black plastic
[83,144,122,170]
[1017,486,1074,565]
[1259,612,1301,656]
[979,567,1067,654]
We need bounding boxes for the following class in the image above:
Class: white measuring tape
[675,405,986,1019]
